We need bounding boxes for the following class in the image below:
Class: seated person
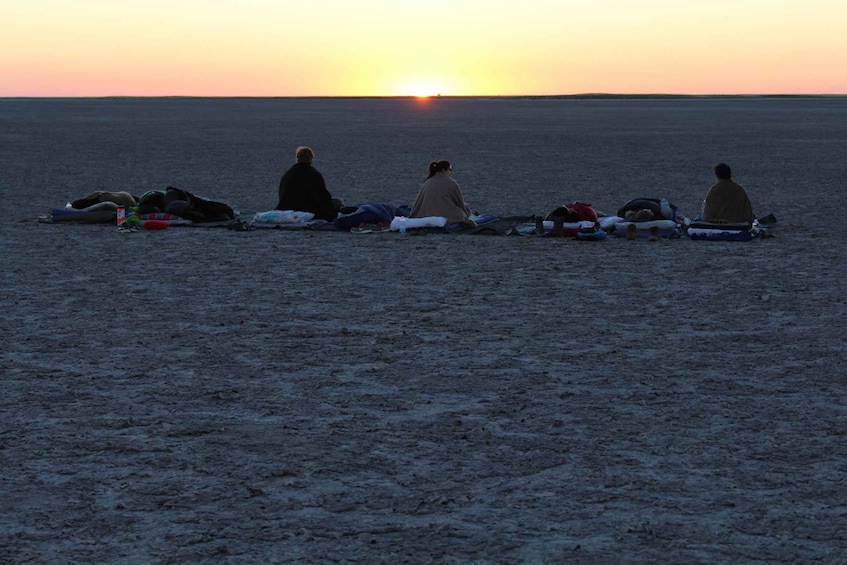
[276,146,338,221]
[701,163,753,224]
[410,160,475,226]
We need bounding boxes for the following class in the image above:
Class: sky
[2,0,845,97]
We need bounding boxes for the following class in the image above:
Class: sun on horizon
[396,79,449,99]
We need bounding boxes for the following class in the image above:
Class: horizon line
[2,93,846,101]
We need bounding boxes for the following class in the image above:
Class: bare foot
[648,226,660,241]
[534,216,545,236]
[552,215,565,237]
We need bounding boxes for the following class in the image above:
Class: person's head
[426,160,452,179]
[296,146,315,165]
[714,162,732,180]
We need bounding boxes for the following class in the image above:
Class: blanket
[251,210,328,229]
[334,203,411,230]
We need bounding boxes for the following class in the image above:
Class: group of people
[277,146,755,227]
[276,147,477,228]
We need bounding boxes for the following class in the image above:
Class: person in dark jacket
[276,146,337,221]
[701,163,754,224]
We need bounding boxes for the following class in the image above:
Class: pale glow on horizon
[1,0,846,96]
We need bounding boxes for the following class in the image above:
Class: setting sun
[396,79,448,98]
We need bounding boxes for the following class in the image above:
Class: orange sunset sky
[2,0,845,97]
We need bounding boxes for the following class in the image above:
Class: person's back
[702,163,754,224]
[276,146,336,221]
[410,160,472,224]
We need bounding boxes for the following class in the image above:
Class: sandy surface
[2,98,847,563]
[2,218,846,563]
